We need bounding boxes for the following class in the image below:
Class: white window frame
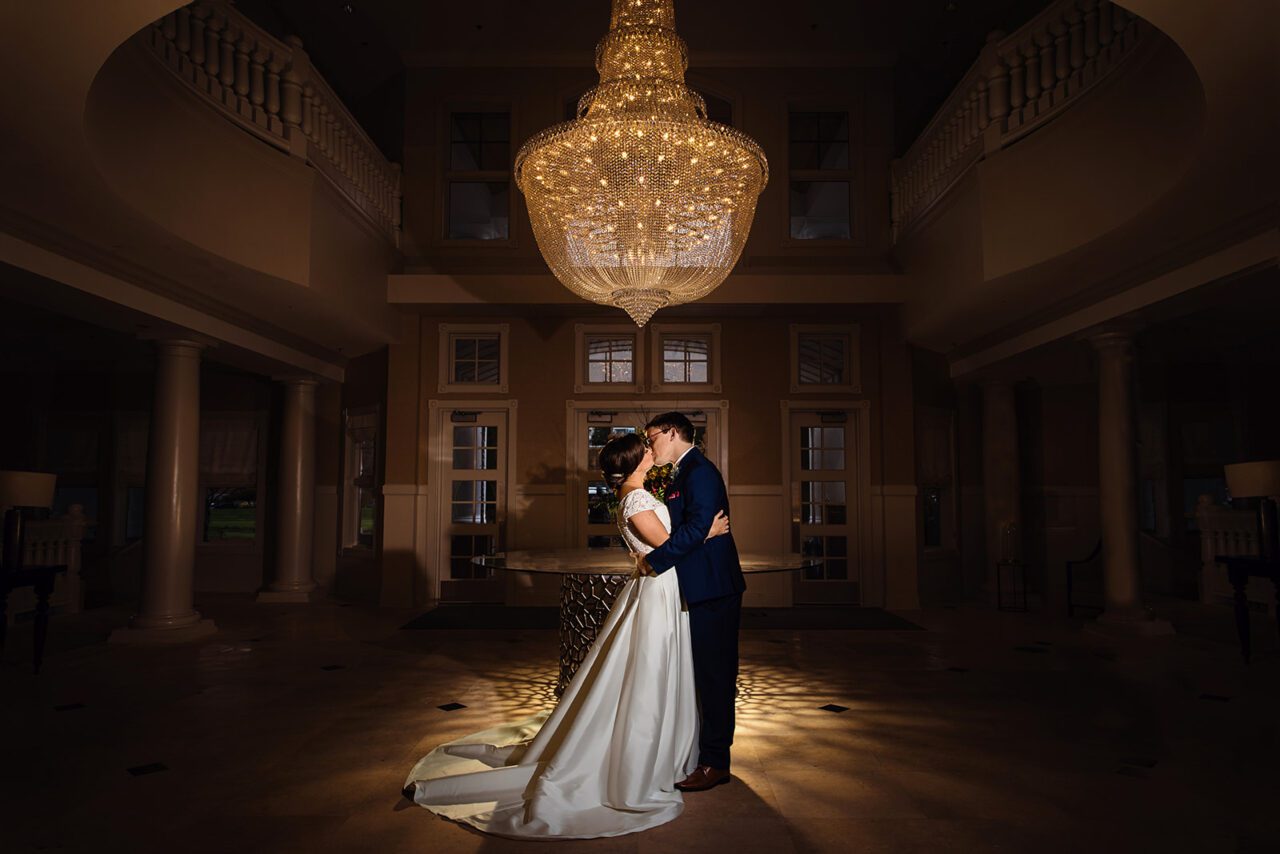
[574,323,645,394]
[649,322,721,395]
[790,323,861,394]
[438,323,509,394]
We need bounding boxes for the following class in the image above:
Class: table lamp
[0,470,57,571]
[1224,460,1280,561]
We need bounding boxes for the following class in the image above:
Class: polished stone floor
[3,597,1279,853]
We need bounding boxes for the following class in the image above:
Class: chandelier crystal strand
[514,0,768,326]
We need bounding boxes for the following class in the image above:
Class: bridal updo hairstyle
[599,433,646,494]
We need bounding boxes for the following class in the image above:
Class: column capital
[139,333,215,356]
[273,375,321,388]
[1087,330,1133,351]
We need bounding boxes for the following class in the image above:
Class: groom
[638,412,745,792]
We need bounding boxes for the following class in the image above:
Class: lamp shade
[0,470,57,511]
[1224,460,1280,499]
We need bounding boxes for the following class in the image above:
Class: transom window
[439,324,508,393]
[790,324,860,393]
[452,334,500,384]
[649,323,720,393]
[662,335,711,384]
[798,333,847,385]
[587,336,635,384]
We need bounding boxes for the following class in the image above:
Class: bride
[403,432,730,839]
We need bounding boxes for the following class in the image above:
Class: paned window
[576,324,643,393]
[439,324,508,393]
[662,335,711,384]
[798,333,847,385]
[447,111,510,240]
[790,324,860,393]
[789,110,852,240]
[649,323,720,393]
[587,336,635,384]
[451,334,501,384]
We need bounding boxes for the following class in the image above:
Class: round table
[473,549,821,696]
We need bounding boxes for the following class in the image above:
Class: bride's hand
[705,509,730,540]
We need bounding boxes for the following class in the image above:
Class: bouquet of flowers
[643,462,676,502]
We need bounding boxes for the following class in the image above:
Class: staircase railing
[891,0,1147,240]
[142,1,402,247]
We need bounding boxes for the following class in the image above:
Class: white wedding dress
[405,488,699,839]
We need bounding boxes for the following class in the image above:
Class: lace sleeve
[619,489,660,521]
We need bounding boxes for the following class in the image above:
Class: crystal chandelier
[514,0,768,326]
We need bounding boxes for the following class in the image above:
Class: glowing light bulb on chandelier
[514,0,768,326]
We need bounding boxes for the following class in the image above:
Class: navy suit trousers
[688,590,742,770]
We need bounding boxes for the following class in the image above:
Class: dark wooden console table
[1215,555,1280,664]
[1,563,67,674]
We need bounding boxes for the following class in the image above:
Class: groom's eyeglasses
[642,429,669,449]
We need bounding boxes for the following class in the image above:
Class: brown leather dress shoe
[675,765,730,791]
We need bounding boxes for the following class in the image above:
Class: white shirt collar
[674,446,695,468]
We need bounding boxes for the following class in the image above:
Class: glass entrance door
[791,411,860,604]
[440,412,507,602]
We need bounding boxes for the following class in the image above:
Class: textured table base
[557,573,628,696]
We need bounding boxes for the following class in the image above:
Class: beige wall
[378,303,919,610]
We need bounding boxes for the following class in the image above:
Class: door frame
[780,399,874,605]
[565,399,729,549]
[426,399,518,602]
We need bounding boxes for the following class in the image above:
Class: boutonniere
[667,489,681,501]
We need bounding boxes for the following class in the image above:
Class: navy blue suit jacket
[645,448,746,604]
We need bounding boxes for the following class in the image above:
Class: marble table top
[473,549,821,576]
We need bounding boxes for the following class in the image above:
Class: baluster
[219,23,237,93]
[1098,1,1115,47]
[1051,18,1070,90]
[1067,5,1085,76]
[266,52,283,128]
[1036,29,1055,96]
[190,5,207,68]
[986,59,1010,133]
[235,34,252,105]
[162,11,177,42]
[1006,50,1025,118]
[1082,0,1100,61]
[205,11,223,81]
[282,55,304,132]
[1111,6,1131,52]
[176,7,192,55]
[319,101,332,156]
[301,84,314,137]
[1023,43,1041,107]
[250,43,268,115]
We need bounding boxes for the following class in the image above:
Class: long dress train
[405,489,698,839]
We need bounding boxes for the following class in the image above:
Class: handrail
[891,0,1147,241]
[142,1,402,247]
